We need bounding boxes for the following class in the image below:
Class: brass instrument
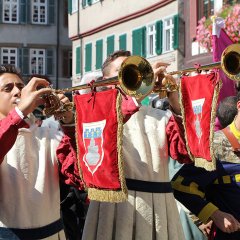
[43,44,240,116]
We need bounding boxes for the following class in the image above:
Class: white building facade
[68,0,185,86]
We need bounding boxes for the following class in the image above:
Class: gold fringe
[179,75,222,171]
[75,104,87,190]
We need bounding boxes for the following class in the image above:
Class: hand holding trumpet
[17,77,74,123]
[151,61,181,115]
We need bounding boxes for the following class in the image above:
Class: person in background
[216,95,237,129]
[0,64,80,239]
[81,50,191,240]
[171,91,240,240]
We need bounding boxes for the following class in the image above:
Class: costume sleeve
[0,109,29,162]
[121,96,139,123]
[171,163,219,223]
[166,115,192,164]
[56,129,84,190]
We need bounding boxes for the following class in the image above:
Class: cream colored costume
[82,106,185,240]
[0,115,65,239]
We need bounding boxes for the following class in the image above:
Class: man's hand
[53,93,74,124]
[211,209,240,233]
[18,77,51,117]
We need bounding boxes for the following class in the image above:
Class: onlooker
[216,95,237,129]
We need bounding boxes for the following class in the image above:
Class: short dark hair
[0,64,23,81]
[217,95,238,128]
[101,50,131,77]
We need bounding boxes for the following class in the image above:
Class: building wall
[0,0,72,89]
[68,0,185,87]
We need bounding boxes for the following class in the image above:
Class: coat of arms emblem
[82,120,106,174]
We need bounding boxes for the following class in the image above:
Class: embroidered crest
[82,120,106,174]
[192,98,205,141]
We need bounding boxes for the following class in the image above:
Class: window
[3,0,19,23]
[163,17,174,52]
[82,0,100,8]
[30,49,45,75]
[197,0,214,20]
[72,0,78,13]
[32,0,47,24]
[62,50,72,77]
[147,24,156,57]
[1,48,18,65]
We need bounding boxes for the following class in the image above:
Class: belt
[126,178,173,193]
[0,219,63,240]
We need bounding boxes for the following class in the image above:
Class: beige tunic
[0,116,65,239]
[82,106,185,240]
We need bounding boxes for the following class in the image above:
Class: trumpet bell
[221,43,240,81]
[118,56,154,99]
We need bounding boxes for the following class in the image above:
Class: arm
[171,163,218,224]
[166,115,192,164]
[0,108,29,162]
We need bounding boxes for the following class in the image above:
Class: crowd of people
[0,48,239,240]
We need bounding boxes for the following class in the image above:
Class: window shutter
[20,0,27,23]
[48,0,55,24]
[119,34,127,50]
[132,27,145,56]
[82,0,87,8]
[46,49,54,76]
[142,26,146,57]
[155,20,163,55]
[0,1,2,23]
[87,0,92,6]
[18,48,29,75]
[173,14,179,50]
[107,35,114,57]
[132,29,141,55]
[26,0,31,23]
[68,0,72,14]
[85,43,92,72]
[96,39,103,70]
[76,46,81,74]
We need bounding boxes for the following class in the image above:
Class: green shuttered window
[119,34,127,50]
[76,46,81,74]
[85,43,92,72]
[132,27,146,57]
[96,39,103,70]
[107,35,114,56]
[173,14,179,50]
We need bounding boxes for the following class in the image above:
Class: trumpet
[43,43,240,116]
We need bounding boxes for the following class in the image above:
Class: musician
[0,64,80,239]
[81,50,192,240]
[171,91,240,239]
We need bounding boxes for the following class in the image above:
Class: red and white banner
[74,89,127,202]
[179,72,221,171]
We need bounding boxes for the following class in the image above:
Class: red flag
[212,17,236,130]
[179,72,221,171]
[74,89,127,202]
